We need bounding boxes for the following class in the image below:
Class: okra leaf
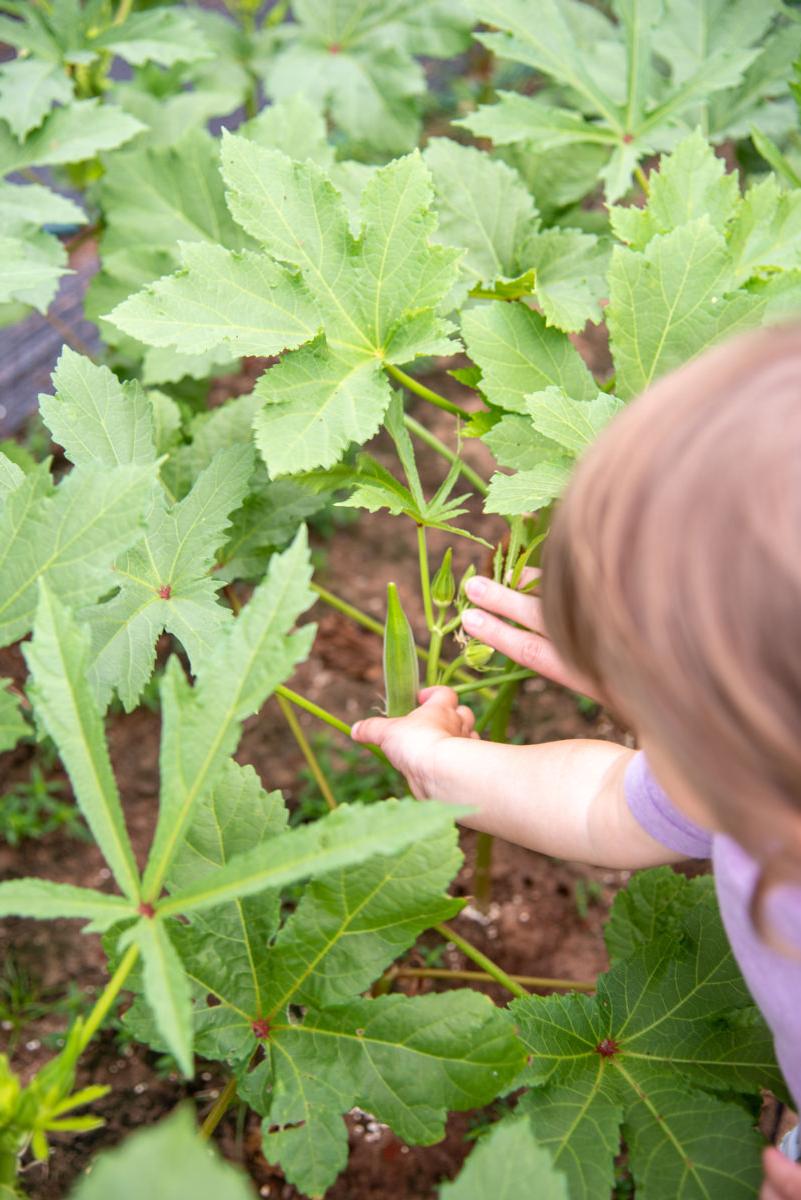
[424,137,540,285]
[0,451,24,501]
[517,228,609,332]
[456,93,618,155]
[264,0,472,153]
[511,870,784,1198]
[0,99,144,175]
[84,444,254,712]
[0,232,69,313]
[160,799,460,918]
[0,181,85,230]
[525,388,624,455]
[439,1117,569,1199]
[0,460,157,648]
[90,8,212,68]
[0,677,26,752]
[484,460,573,516]
[39,349,157,468]
[482,416,564,473]
[604,866,715,964]
[123,918,194,1078]
[69,1107,255,1200]
[108,241,320,359]
[607,218,763,399]
[23,585,141,902]
[0,58,72,142]
[142,527,315,900]
[727,175,801,283]
[0,879,135,932]
[461,304,596,415]
[242,992,525,1198]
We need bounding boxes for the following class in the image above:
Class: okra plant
[3,1,801,1196]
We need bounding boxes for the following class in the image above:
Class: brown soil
[0,362,666,1200]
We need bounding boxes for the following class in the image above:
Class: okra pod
[383,582,420,716]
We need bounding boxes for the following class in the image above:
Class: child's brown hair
[542,323,801,916]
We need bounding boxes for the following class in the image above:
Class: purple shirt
[625,752,801,1112]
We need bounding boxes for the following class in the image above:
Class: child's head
[542,323,801,892]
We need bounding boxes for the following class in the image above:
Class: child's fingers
[465,575,545,632]
[456,704,475,733]
[417,685,459,709]
[351,716,392,745]
[517,566,541,587]
[762,1149,801,1200]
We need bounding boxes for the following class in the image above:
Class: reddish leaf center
[328,41,342,53]
[623,133,634,144]
[252,1018,272,1039]
[137,902,156,919]
[157,584,172,600]
[595,1038,620,1058]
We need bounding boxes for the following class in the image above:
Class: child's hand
[351,686,477,800]
[461,570,599,700]
[762,1148,801,1199]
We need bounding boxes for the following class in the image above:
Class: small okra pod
[383,582,420,717]
[431,547,455,611]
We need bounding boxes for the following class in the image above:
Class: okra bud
[464,639,494,670]
[431,547,455,609]
[383,582,420,716]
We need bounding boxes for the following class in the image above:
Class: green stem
[78,942,139,1053]
[384,363,464,418]
[634,164,650,196]
[393,966,594,992]
[474,680,519,911]
[266,0,290,25]
[434,922,528,1000]
[44,311,97,362]
[275,685,390,767]
[200,1075,238,1140]
[452,668,533,696]
[112,0,134,25]
[276,693,337,811]
[426,628,443,687]
[403,415,489,497]
[439,653,466,686]
[417,526,435,632]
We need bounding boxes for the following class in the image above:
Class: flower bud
[431,548,455,609]
[464,639,494,670]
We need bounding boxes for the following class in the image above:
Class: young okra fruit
[383,582,420,716]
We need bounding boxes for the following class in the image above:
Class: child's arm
[352,687,688,869]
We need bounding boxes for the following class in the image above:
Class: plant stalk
[403,415,488,496]
[417,525,435,632]
[634,164,650,196]
[474,680,519,910]
[112,0,134,24]
[385,363,464,418]
[77,942,140,1053]
[392,966,594,992]
[274,685,390,767]
[434,923,528,1000]
[452,668,533,696]
[276,693,337,811]
[426,628,443,687]
[200,1075,238,1141]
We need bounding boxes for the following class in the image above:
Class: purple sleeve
[625,752,713,859]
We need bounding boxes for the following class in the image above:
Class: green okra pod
[383,582,420,717]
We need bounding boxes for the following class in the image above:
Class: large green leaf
[0,58,72,141]
[0,99,143,175]
[0,181,85,230]
[511,870,783,1199]
[122,918,194,1077]
[0,231,67,313]
[0,460,156,647]
[462,0,783,201]
[142,528,315,900]
[0,879,134,932]
[84,445,253,712]
[264,0,472,153]
[440,1117,569,1199]
[461,304,596,414]
[39,349,157,468]
[113,139,460,476]
[69,1107,256,1200]
[91,8,211,68]
[23,586,140,901]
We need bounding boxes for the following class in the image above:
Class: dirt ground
[1,358,685,1200]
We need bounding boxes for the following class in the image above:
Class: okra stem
[417,526,435,632]
[275,686,390,767]
[434,923,528,999]
[276,693,337,811]
[384,363,464,418]
[200,1075,238,1141]
[452,668,533,696]
[78,942,140,1053]
[391,966,595,992]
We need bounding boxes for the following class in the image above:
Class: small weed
[573,878,604,921]
[0,765,88,846]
